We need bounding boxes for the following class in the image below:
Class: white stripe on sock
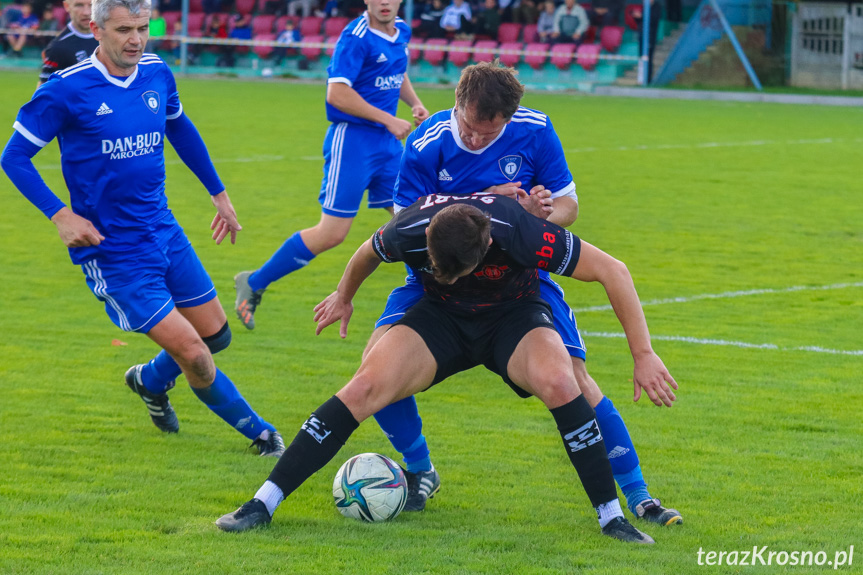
[596,499,624,528]
[254,480,284,517]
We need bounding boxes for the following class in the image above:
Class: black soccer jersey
[372,193,581,312]
[39,24,99,83]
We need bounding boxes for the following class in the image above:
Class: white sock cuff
[596,498,624,528]
[254,480,284,517]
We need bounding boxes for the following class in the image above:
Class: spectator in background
[147,7,167,51]
[221,12,252,67]
[440,0,472,35]
[473,0,500,38]
[418,0,446,37]
[551,0,588,45]
[536,0,555,42]
[632,0,660,82]
[8,3,41,57]
[288,0,318,18]
[316,0,340,17]
[590,0,621,25]
[38,0,97,84]
[512,0,538,25]
[273,18,301,65]
[37,7,59,47]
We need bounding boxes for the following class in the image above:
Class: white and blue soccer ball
[333,453,407,522]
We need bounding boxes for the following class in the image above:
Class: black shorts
[394,296,558,398]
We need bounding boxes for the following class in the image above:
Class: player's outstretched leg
[124,364,179,433]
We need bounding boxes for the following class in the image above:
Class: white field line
[572,282,863,313]
[583,331,863,356]
[566,137,863,154]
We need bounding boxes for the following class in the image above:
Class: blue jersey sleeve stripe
[59,62,94,78]
[510,116,546,127]
[13,121,49,148]
[58,57,93,76]
[413,120,451,151]
[328,77,353,86]
[166,102,184,121]
[514,107,547,121]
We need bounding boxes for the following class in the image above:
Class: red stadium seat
[235,0,255,15]
[583,25,597,44]
[497,41,522,67]
[275,15,299,31]
[523,42,548,69]
[497,22,521,43]
[575,42,601,70]
[409,43,421,63]
[299,16,324,36]
[325,34,339,56]
[624,4,640,31]
[448,39,473,67]
[522,23,537,43]
[190,0,204,12]
[600,25,623,52]
[301,34,323,59]
[253,33,276,58]
[162,10,181,32]
[323,16,350,37]
[423,38,448,66]
[472,40,497,63]
[550,42,576,69]
[252,15,276,35]
[52,5,67,26]
[187,12,206,37]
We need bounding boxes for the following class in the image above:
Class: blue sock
[140,350,181,395]
[191,369,276,440]
[249,231,316,292]
[594,396,651,511]
[373,396,431,473]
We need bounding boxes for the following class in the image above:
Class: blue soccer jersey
[13,52,187,264]
[393,107,576,208]
[326,12,411,127]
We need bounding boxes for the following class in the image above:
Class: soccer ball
[333,453,407,522]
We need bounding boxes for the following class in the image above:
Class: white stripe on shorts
[323,123,347,211]
[84,260,132,331]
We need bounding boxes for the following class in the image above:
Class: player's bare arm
[327,82,412,139]
[210,190,242,245]
[546,195,579,227]
[314,239,382,337]
[399,75,428,126]
[571,240,678,407]
[51,206,105,247]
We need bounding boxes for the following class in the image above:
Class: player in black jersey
[39,0,98,84]
[216,192,677,543]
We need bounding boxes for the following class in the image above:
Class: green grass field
[1,69,861,574]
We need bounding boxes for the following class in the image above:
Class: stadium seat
[187,12,206,37]
[52,5,67,26]
[423,38,448,66]
[575,42,601,70]
[497,41,522,67]
[323,16,350,37]
[583,25,597,44]
[235,0,255,15]
[300,34,323,60]
[497,22,521,43]
[550,42,576,69]
[275,15,298,31]
[252,14,276,35]
[448,40,473,67]
[409,44,421,63]
[162,10,181,32]
[299,16,324,36]
[624,4,640,31]
[325,34,339,56]
[522,23,537,44]
[523,42,548,69]
[253,33,276,58]
[472,40,497,63]
[600,25,624,52]
[190,0,204,12]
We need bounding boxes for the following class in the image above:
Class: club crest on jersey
[498,155,522,181]
[142,91,160,114]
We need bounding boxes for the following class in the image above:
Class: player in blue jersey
[233,0,428,330]
[366,62,683,525]
[1,0,284,457]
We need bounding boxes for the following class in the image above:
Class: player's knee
[534,371,580,409]
[202,322,231,355]
[175,340,215,383]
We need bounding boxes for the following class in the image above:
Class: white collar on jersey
[362,12,401,42]
[449,107,509,155]
[66,21,95,38]
[90,47,139,88]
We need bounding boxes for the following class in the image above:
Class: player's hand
[386,117,413,140]
[314,291,353,338]
[483,181,524,199]
[411,104,430,126]
[51,207,104,247]
[632,351,678,407]
[210,190,242,245]
[517,185,554,219]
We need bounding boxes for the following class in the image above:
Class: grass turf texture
[1,69,861,574]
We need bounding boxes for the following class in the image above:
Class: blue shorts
[375,271,587,360]
[81,228,217,333]
[318,122,402,218]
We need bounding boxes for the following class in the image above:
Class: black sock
[550,395,618,508]
[267,396,359,498]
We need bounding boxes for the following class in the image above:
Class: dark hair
[455,61,525,123]
[427,204,492,283]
